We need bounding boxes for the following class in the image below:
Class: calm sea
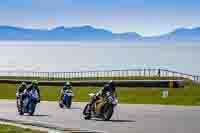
[0,41,199,75]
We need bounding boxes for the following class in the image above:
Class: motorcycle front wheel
[66,96,72,108]
[102,104,114,121]
[59,101,64,108]
[29,102,36,116]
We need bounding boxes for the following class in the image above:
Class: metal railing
[0,69,199,82]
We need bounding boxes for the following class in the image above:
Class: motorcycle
[17,89,39,116]
[83,92,118,121]
[59,89,74,108]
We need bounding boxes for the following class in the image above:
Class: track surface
[0,100,200,133]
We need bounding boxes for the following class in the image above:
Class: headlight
[106,92,110,96]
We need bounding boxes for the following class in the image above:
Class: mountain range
[0,25,200,42]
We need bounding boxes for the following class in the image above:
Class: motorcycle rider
[88,80,117,113]
[25,80,41,103]
[16,82,27,98]
[16,82,27,111]
[59,81,72,101]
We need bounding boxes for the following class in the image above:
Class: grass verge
[0,124,46,133]
[0,81,200,105]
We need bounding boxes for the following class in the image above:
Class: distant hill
[143,27,200,42]
[0,25,200,42]
[0,25,141,42]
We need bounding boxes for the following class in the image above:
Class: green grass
[1,81,200,105]
[0,124,46,133]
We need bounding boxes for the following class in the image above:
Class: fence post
[79,72,82,80]
[52,72,54,80]
[172,72,175,77]
[69,72,71,80]
[47,72,49,80]
[126,70,128,79]
[34,72,36,79]
[71,72,73,80]
[66,72,68,80]
[43,72,45,80]
[32,72,34,79]
[64,72,66,80]
[76,72,79,80]
[158,69,161,77]
[138,69,140,77]
[44,72,46,80]
[123,70,126,79]
[118,70,120,79]
[54,72,56,80]
[37,72,39,80]
[148,69,151,77]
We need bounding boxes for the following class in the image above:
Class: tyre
[59,102,64,108]
[29,112,34,116]
[102,104,114,121]
[83,104,91,120]
[66,97,72,108]
[19,111,24,115]
[29,110,35,116]
[84,114,91,120]
[16,99,20,112]
[17,98,24,115]
[29,103,36,116]
[83,104,90,115]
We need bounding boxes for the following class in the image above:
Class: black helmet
[21,82,27,87]
[108,80,115,87]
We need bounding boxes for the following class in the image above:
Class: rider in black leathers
[16,82,27,98]
[88,80,117,113]
[16,82,27,110]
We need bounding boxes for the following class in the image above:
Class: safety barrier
[0,69,199,82]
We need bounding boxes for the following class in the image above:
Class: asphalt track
[0,100,200,133]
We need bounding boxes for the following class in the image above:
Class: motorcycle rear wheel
[83,104,91,120]
[84,114,91,120]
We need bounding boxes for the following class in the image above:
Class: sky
[0,0,199,36]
